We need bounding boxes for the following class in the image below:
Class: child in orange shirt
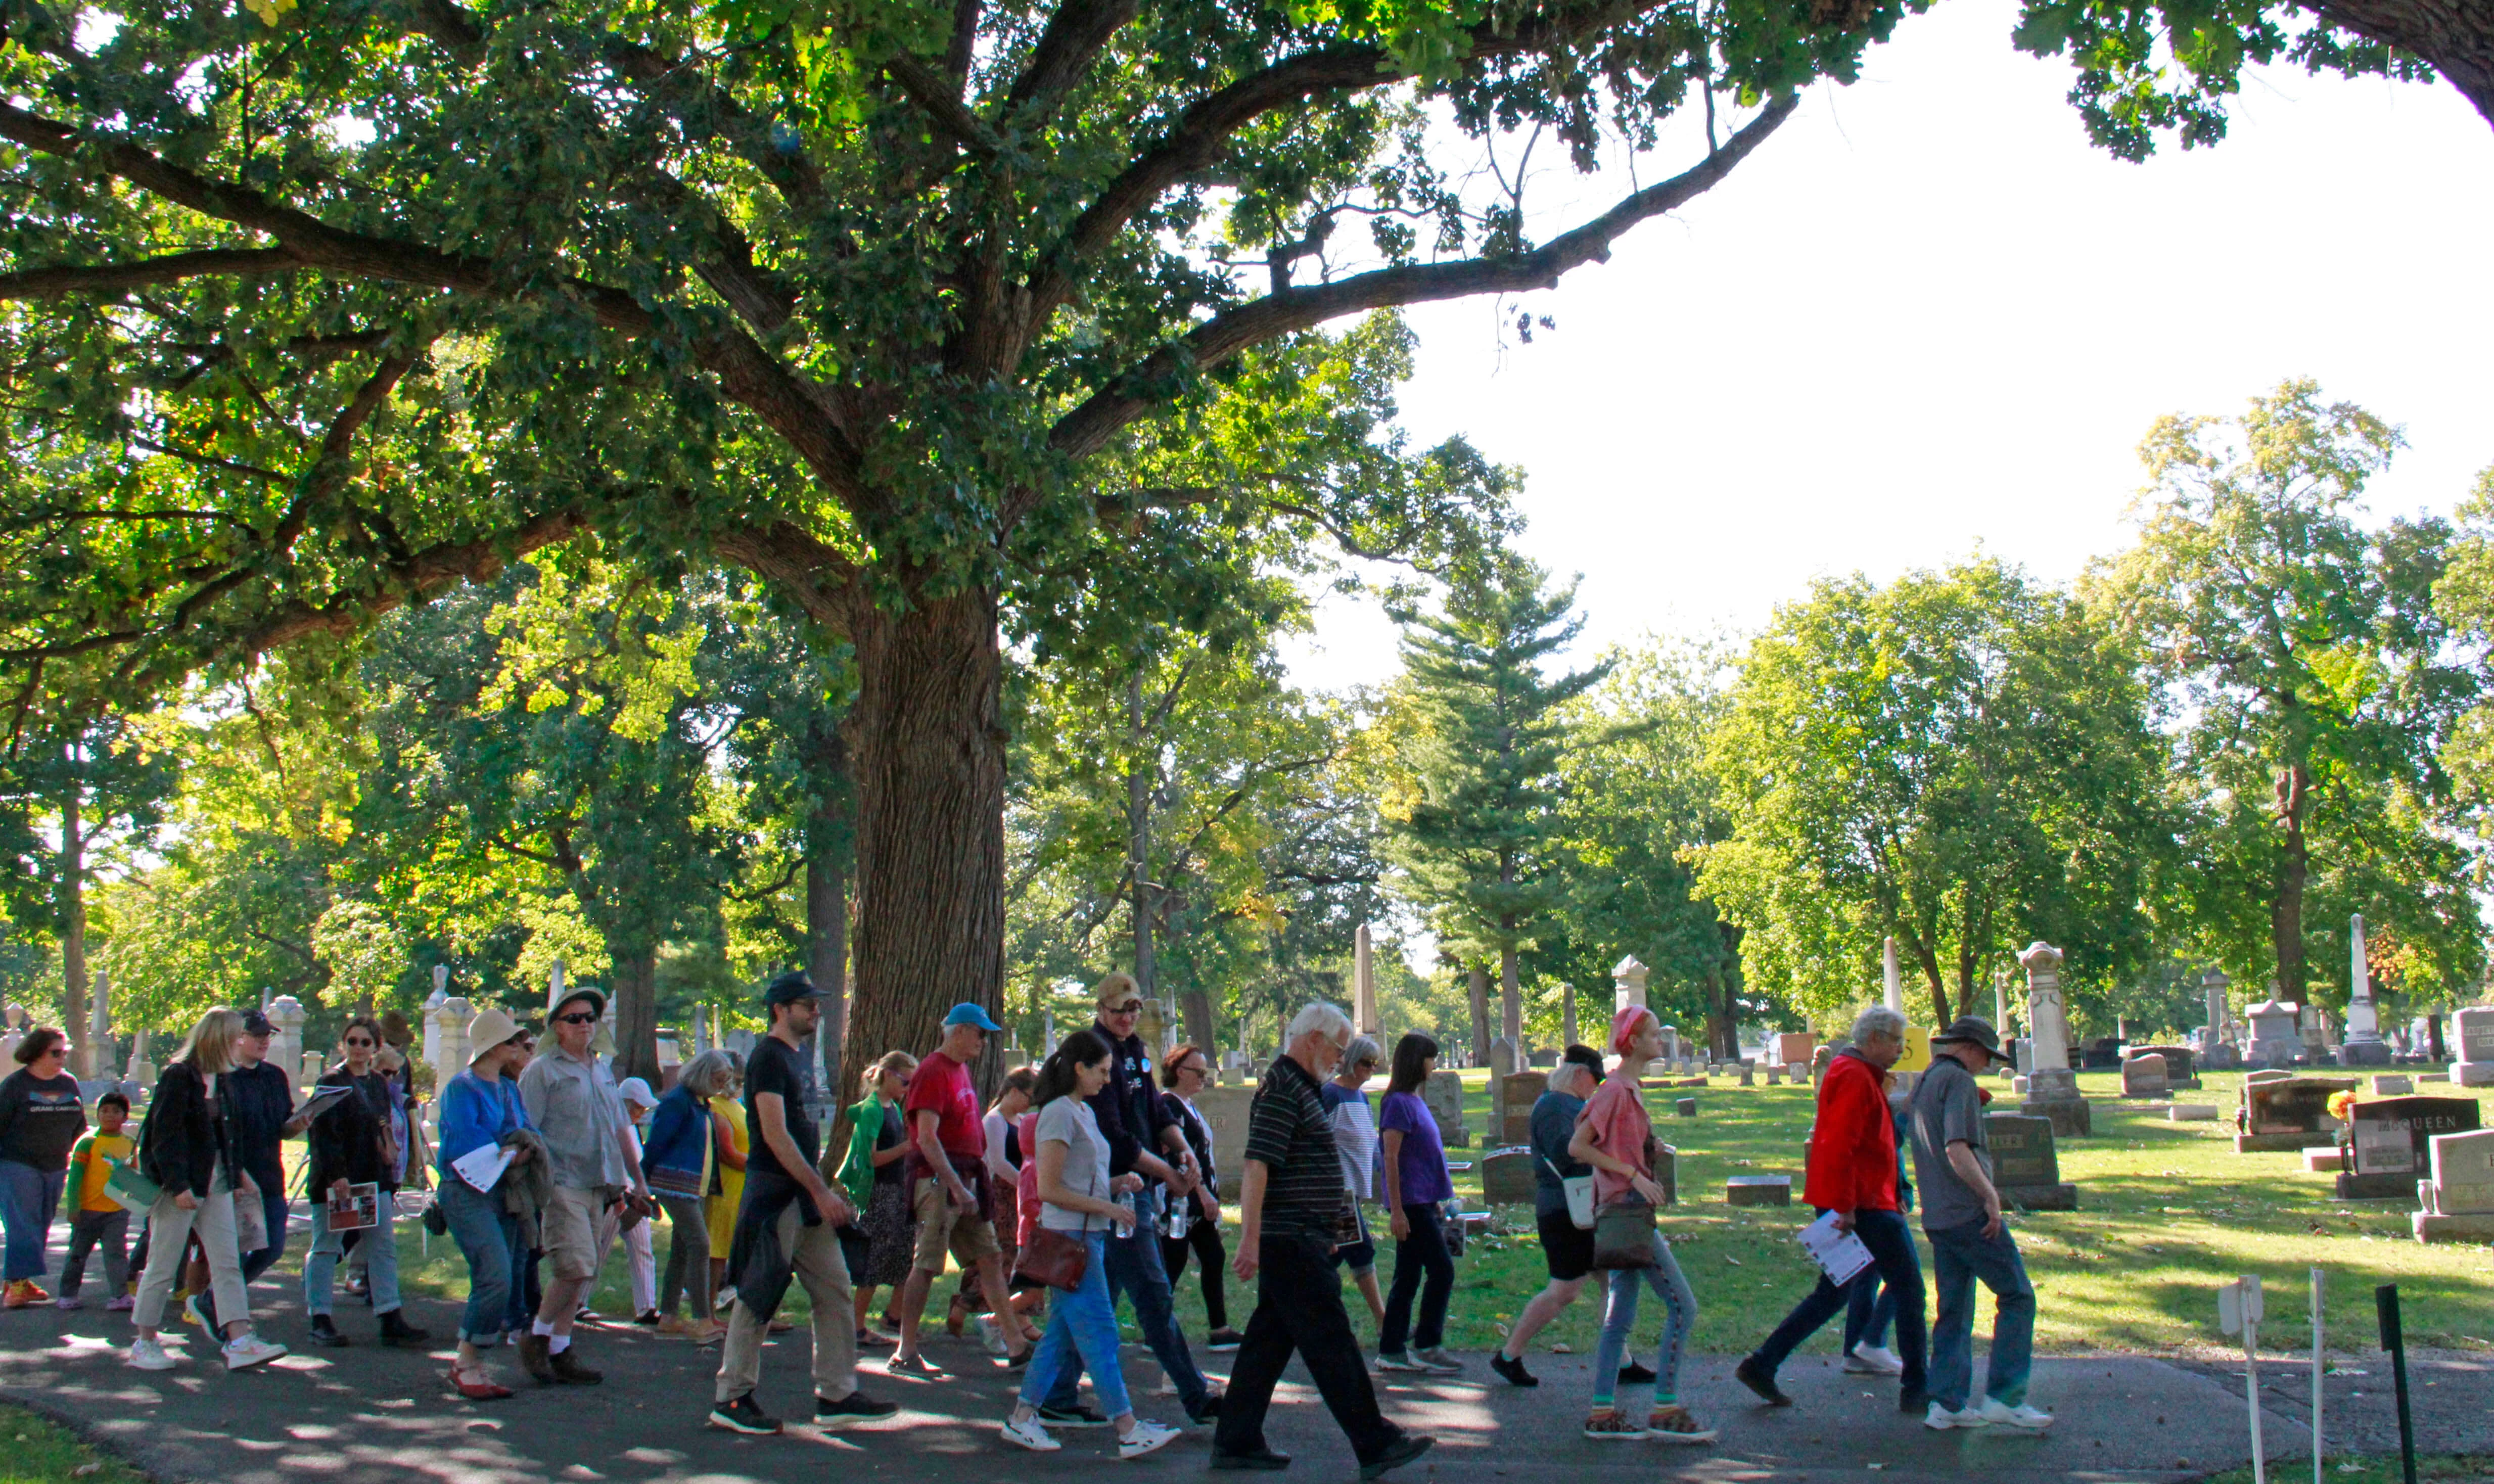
[60,1092,134,1310]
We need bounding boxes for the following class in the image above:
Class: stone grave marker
[1761,1065,1778,1086]
[2453,1005,2494,1087]
[2371,1074,2415,1095]
[2120,1053,2169,1099]
[1481,1148,1537,1205]
[2415,1128,2494,1242]
[1725,1175,1790,1207]
[1424,1069,1470,1148]
[2235,1076,2357,1152]
[1674,1097,1697,1118]
[2339,1095,2481,1199]
[1497,1071,1547,1147]
[1777,1031,1817,1068]
[2125,1044,2199,1087]
[1985,1112,2077,1210]
[1528,1048,1557,1068]
[2168,1103,2219,1121]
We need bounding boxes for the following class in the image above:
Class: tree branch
[0,101,867,504]
[0,247,299,301]
[1045,94,1796,462]
[1003,0,1142,118]
[885,51,1003,157]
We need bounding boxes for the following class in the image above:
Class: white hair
[1285,1002,1354,1045]
[1342,1035,1382,1069]
[1851,1005,1908,1044]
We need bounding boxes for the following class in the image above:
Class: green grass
[0,1403,149,1484]
[379,1067,2494,1358]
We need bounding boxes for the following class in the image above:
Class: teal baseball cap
[942,1002,1002,1032]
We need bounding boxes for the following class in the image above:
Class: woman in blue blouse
[437,1008,537,1400]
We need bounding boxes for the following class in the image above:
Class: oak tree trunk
[1466,962,1491,1066]
[2319,0,2494,127]
[1128,673,1158,1006]
[59,778,91,1080]
[1179,988,1216,1056]
[843,588,1008,1099]
[612,945,660,1087]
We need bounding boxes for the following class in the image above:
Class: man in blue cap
[890,1000,1032,1373]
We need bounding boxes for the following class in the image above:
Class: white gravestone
[1612,955,1648,1015]
[2018,942,2090,1137]
[2449,1005,2494,1087]
[264,995,308,1097]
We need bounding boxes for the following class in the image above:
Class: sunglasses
[1104,1001,1143,1015]
[344,1036,376,1048]
[554,1011,597,1025]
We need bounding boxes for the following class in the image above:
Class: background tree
[1384,559,1609,1056]
[2089,381,2479,1009]
[1698,558,2169,1026]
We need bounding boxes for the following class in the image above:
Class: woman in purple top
[1375,1032,1459,1375]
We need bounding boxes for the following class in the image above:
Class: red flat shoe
[448,1368,514,1401]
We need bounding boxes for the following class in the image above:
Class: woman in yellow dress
[704,1059,747,1313]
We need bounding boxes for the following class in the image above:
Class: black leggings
[1161,1213,1229,1330]
[1378,1202,1454,1354]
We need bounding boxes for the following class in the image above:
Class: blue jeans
[1845,1268,1897,1352]
[239,1188,290,1286]
[306,1197,402,1316]
[1378,1202,1453,1354]
[1044,1190,1211,1413]
[1018,1231,1129,1417]
[0,1158,64,1282]
[1925,1219,2035,1410]
[1591,1233,1698,1407]
[441,1180,518,1344]
[1750,1207,1926,1388]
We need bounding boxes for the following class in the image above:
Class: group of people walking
[0,973,2048,1463]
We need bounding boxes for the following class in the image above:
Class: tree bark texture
[1179,988,1216,1057]
[807,795,849,1095]
[1705,967,1737,1061]
[2319,0,2494,127]
[1466,963,1491,1066]
[612,946,660,1087]
[59,778,91,1080]
[842,588,1008,1097]
[2273,762,2312,1005]
[1127,672,1158,1005]
[1498,937,1521,1048]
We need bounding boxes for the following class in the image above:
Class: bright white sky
[1278,0,2494,692]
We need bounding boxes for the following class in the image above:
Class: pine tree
[1386,561,1610,1060]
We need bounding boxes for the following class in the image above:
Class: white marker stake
[2221,1275,2268,1484]
[2311,1267,2325,1484]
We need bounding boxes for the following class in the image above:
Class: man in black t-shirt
[707,973,896,1437]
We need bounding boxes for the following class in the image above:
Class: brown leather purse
[1014,1225,1090,1291]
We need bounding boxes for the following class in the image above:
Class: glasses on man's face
[1105,1001,1142,1016]
[344,1036,376,1048]
[555,1012,597,1025]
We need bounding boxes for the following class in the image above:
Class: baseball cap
[617,1076,658,1109]
[943,1002,1003,1033]
[239,1009,275,1038]
[762,971,825,1006]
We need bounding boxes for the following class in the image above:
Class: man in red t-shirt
[1734,1005,1928,1412]
[891,1002,1027,1372]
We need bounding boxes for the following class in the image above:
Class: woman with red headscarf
[1566,1006,1714,1444]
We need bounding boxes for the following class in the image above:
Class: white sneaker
[1924,1401,1990,1430]
[1000,1415,1061,1452]
[1978,1398,2054,1430]
[1117,1420,1181,1460]
[1375,1352,1428,1372]
[127,1337,177,1371]
[975,1315,1006,1356]
[1844,1346,1906,1375]
[222,1333,288,1371]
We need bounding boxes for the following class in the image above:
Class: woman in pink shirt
[1567,1006,1713,1445]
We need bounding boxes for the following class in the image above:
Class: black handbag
[1589,1195,1658,1270]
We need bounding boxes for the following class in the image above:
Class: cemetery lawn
[382,1069,2494,1358]
[0,1402,150,1484]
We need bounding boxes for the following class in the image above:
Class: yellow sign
[1896,1026,1932,1073]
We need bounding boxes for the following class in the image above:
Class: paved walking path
[5,1277,2489,1484]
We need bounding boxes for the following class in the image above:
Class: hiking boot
[308,1315,350,1348]
[516,1333,555,1383]
[379,1310,432,1347]
[548,1347,603,1384]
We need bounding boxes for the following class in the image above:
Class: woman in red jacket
[1733,1005,1927,1411]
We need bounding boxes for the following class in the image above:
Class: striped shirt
[1246,1053,1352,1239]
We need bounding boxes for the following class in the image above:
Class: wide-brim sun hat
[467,1007,524,1063]
[1930,1015,2013,1064]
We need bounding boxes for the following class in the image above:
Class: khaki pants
[133,1187,249,1332]
[713,1202,858,1404]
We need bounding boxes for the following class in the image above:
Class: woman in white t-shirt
[998,1030,1177,1460]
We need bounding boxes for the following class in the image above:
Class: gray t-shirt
[1907,1056,1991,1232]
[1034,1094,1112,1232]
